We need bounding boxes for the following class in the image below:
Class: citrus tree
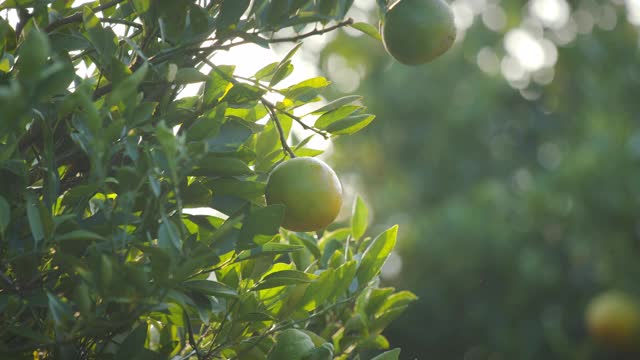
[0,0,422,358]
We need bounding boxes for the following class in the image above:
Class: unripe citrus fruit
[265,157,342,232]
[382,0,456,65]
[585,291,640,349]
[267,328,315,360]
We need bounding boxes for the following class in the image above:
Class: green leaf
[183,279,238,298]
[225,83,266,104]
[207,178,265,201]
[47,292,71,327]
[237,311,275,322]
[236,243,304,261]
[16,28,51,80]
[109,62,149,106]
[301,268,335,311]
[282,77,331,102]
[357,287,395,316]
[55,230,106,242]
[225,101,268,122]
[310,95,363,115]
[26,193,44,246]
[132,0,151,14]
[351,196,368,240]
[0,53,13,73]
[83,7,117,65]
[255,62,280,80]
[139,245,172,284]
[376,0,389,15]
[324,114,375,135]
[238,205,285,247]
[252,270,315,290]
[204,65,235,106]
[187,105,226,142]
[7,326,51,343]
[318,0,339,18]
[158,216,181,250]
[36,52,75,98]
[218,0,251,29]
[370,306,408,333]
[268,61,294,87]
[114,324,149,359]
[350,22,382,41]
[268,42,303,86]
[370,348,401,360]
[174,68,210,84]
[191,156,254,177]
[205,120,253,152]
[255,121,280,158]
[377,291,418,314]
[303,342,334,360]
[356,225,398,287]
[314,105,361,129]
[330,260,357,300]
[289,233,321,259]
[182,181,212,207]
[236,31,271,48]
[0,195,9,233]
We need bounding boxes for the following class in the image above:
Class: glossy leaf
[356,225,398,287]
[370,348,401,360]
[351,196,368,240]
[252,269,316,290]
[183,279,238,298]
[350,22,382,41]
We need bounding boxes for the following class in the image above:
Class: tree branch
[45,0,127,32]
[261,98,329,139]
[193,18,356,55]
[99,18,143,30]
[184,310,203,360]
[268,18,355,43]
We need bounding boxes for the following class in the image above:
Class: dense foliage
[0,0,414,359]
[320,0,640,359]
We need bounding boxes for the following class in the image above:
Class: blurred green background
[314,0,640,358]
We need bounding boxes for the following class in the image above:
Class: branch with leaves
[0,1,408,359]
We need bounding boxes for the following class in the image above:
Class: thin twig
[261,98,329,139]
[198,18,356,52]
[45,0,127,32]
[268,18,354,43]
[186,255,237,280]
[100,18,143,30]
[263,100,296,158]
[204,298,240,358]
[184,309,203,360]
[203,58,329,141]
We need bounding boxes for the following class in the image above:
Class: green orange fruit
[585,291,640,349]
[265,157,342,232]
[382,0,456,65]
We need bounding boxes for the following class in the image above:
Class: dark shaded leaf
[183,279,238,298]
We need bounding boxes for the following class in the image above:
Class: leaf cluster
[0,0,409,359]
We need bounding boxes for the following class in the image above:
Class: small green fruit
[265,157,343,232]
[382,0,456,65]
